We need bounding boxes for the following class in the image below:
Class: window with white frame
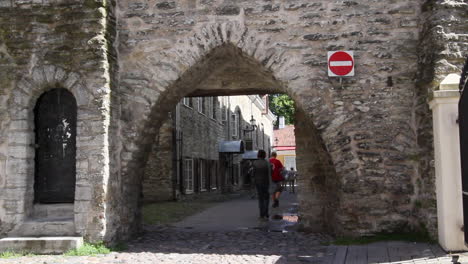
[184,158,194,193]
[210,97,216,119]
[196,97,202,113]
[231,113,238,137]
[199,160,206,191]
[221,97,228,121]
[183,97,193,108]
[237,111,242,139]
[211,161,217,190]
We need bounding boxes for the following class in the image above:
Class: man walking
[252,150,271,220]
[269,152,284,208]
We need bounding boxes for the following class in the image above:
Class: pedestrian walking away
[287,167,297,193]
[269,151,284,208]
[251,149,272,220]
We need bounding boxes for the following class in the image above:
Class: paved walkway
[2,191,468,263]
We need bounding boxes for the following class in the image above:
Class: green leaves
[269,94,295,126]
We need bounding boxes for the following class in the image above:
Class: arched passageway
[109,42,339,241]
[102,22,432,243]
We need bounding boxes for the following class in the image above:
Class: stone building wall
[142,119,174,202]
[412,0,468,236]
[0,0,113,241]
[142,95,274,201]
[0,0,466,244]
[112,0,467,242]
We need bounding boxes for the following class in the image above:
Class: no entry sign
[328,51,354,77]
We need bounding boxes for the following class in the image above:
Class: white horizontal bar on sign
[330,61,352,66]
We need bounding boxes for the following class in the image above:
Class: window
[200,160,206,191]
[202,98,207,115]
[184,158,194,193]
[237,111,242,139]
[261,125,265,149]
[211,161,218,190]
[195,97,201,112]
[221,97,228,121]
[183,97,193,108]
[231,113,238,137]
[210,97,216,119]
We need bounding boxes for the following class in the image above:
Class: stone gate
[0,0,467,246]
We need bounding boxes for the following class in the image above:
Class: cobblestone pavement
[1,227,467,264]
[1,192,468,263]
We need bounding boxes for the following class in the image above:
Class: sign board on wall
[328,51,354,77]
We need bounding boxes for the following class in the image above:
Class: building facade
[142,95,275,202]
[273,122,297,171]
[0,0,466,246]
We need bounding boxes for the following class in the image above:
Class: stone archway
[106,22,342,242]
[102,18,431,242]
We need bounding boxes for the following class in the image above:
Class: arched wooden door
[34,88,77,203]
[458,56,468,243]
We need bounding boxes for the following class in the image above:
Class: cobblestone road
[1,193,467,263]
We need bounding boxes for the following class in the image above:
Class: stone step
[0,237,83,254]
[10,219,76,237]
[33,204,74,219]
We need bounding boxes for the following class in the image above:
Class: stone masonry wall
[1,0,466,243]
[113,0,443,241]
[0,0,112,241]
[414,0,468,236]
[142,119,174,202]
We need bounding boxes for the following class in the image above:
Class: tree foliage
[268,94,295,126]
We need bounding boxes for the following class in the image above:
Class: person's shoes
[272,199,279,208]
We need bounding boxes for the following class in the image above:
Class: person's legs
[260,185,269,218]
[272,181,283,207]
[256,184,264,217]
[257,184,270,218]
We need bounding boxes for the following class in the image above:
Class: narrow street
[1,191,467,264]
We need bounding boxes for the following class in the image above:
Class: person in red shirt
[269,152,284,208]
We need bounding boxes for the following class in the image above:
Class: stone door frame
[2,65,106,239]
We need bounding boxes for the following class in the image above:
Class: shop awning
[218,140,244,154]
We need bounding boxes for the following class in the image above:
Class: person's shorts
[273,181,284,193]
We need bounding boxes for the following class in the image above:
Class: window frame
[221,97,228,122]
[184,158,194,194]
[231,113,238,137]
[183,97,193,108]
[199,160,206,191]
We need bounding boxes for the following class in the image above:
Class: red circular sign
[328,51,354,76]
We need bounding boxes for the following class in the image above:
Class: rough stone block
[75,186,93,201]
[0,237,83,254]
[7,145,33,159]
[0,0,11,7]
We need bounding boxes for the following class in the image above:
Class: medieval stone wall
[113,0,436,241]
[0,0,113,241]
[413,0,468,236]
[0,0,466,243]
